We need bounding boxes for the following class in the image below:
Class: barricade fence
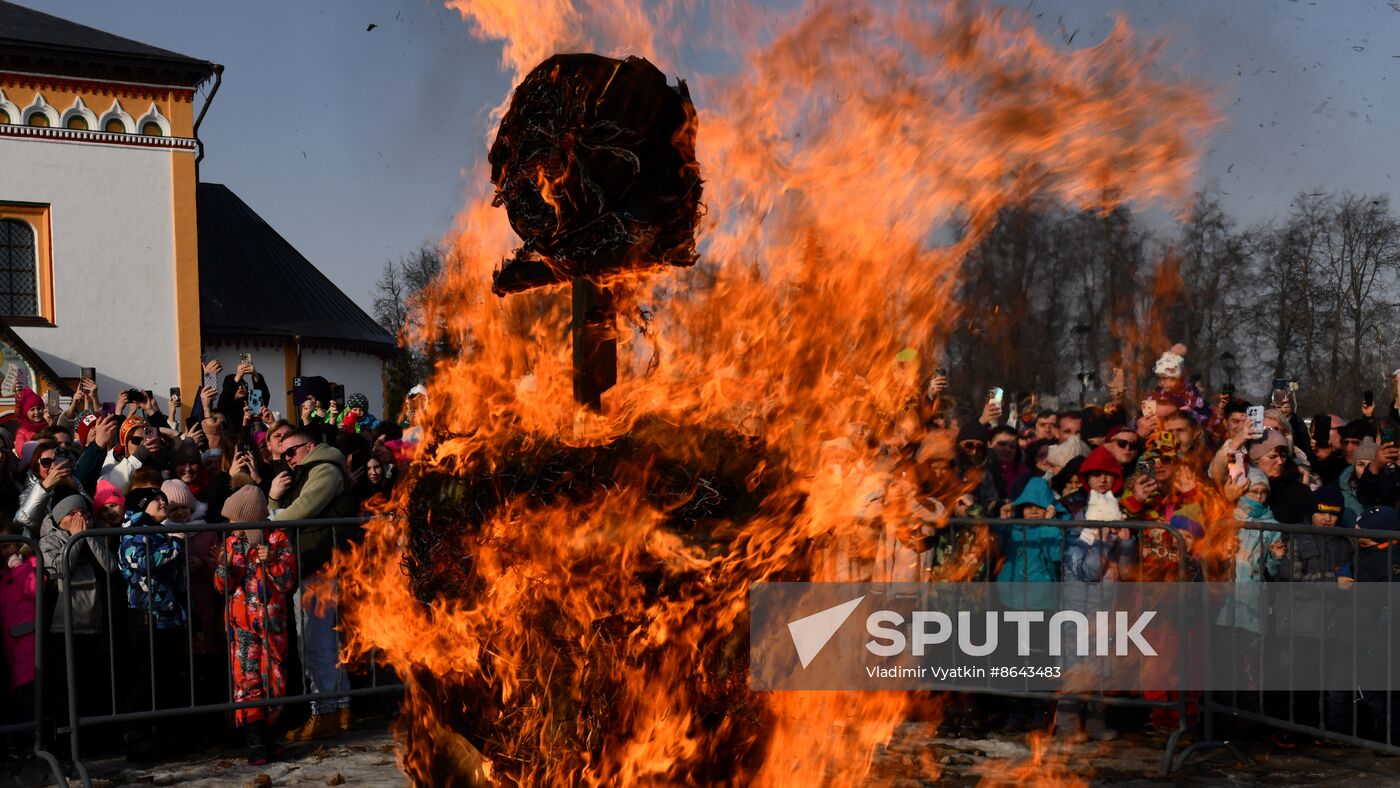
[47,517,402,786]
[0,533,66,785]
[1202,519,1399,757]
[23,512,1396,782]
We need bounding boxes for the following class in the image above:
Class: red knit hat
[1078,445,1124,494]
[119,416,146,449]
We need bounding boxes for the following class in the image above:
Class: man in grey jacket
[40,491,120,740]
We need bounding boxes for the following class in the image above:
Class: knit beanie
[48,490,91,526]
[93,480,124,511]
[956,421,989,444]
[1358,506,1400,533]
[1245,466,1269,488]
[1046,436,1089,469]
[1355,437,1378,464]
[347,392,369,411]
[125,486,166,515]
[221,484,269,523]
[161,479,198,511]
[1309,486,1345,518]
[1153,344,1187,378]
[171,440,202,468]
[1169,514,1205,540]
[1247,428,1288,462]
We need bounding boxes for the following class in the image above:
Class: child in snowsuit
[214,486,298,765]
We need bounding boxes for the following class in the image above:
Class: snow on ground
[9,717,1400,785]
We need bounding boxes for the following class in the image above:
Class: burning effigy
[334,2,1216,785]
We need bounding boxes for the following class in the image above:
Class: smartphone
[330,383,346,407]
[1311,415,1331,447]
[45,389,60,415]
[1247,405,1266,436]
[169,386,181,399]
[126,388,146,404]
[933,367,947,379]
[1141,399,1157,418]
[987,387,1004,407]
[80,367,96,382]
[1221,383,1236,397]
[239,352,252,367]
[1364,390,1375,408]
[1381,425,1399,445]
[99,401,115,418]
[1228,450,1246,483]
[248,388,264,414]
[1136,458,1157,478]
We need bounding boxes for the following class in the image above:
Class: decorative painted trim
[0,89,18,125]
[97,99,135,134]
[0,71,195,102]
[60,96,98,130]
[0,122,195,150]
[21,93,59,126]
[136,102,171,137]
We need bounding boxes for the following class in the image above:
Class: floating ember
[337,3,1216,785]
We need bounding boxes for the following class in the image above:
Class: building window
[104,118,125,133]
[0,220,39,318]
[141,121,162,137]
[0,109,9,124]
[28,113,48,128]
[66,115,89,130]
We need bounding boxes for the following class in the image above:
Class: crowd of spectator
[856,343,1400,743]
[0,356,419,766]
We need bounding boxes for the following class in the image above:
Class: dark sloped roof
[197,183,395,355]
[0,1,215,87]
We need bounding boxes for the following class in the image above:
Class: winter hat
[956,421,989,444]
[1153,344,1187,378]
[407,384,428,399]
[1104,423,1137,443]
[1079,446,1125,492]
[93,480,124,511]
[1343,419,1375,441]
[15,387,44,420]
[1358,506,1400,533]
[1169,514,1204,540]
[221,484,269,523]
[1309,486,1345,518]
[119,415,146,448]
[18,440,39,469]
[201,448,222,464]
[1080,412,1114,444]
[1354,437,1378,464]
[171,440,202,468]
[347,392,369,411]
[1046,436,1089,469]
[1051,456,1085,495]
[1247,428,1288,462]
[75,413,100,445]
[125,486,166,515]
[47,490,90,528]
[160,479,198,511]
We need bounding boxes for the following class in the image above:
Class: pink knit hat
[221,485,268,523]
[160,479,198,511]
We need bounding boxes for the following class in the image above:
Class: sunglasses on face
[1112,439,1139,450]
[38,456,55,468]
[959,441,985,452]
[280,442,312,461]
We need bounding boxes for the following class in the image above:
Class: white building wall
[201,340,289,419]
[301,347,385,419]
[0,136,182,398]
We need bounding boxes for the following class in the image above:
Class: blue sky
[24,0,1400,313]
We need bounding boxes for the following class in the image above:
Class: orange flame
[337,1,1216,784]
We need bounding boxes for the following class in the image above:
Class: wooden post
[571,276,617,409]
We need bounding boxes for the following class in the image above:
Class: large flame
[337,1,1215,784]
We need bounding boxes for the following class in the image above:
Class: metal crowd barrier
[50,517,402,787]
[928,517,1196,776]
[0,533,66,785]
[1199,519,1400,760]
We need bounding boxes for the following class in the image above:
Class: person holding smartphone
[215,356,271,424]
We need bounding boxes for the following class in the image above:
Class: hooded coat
[995,477,1066,609]
[12,388,46,451]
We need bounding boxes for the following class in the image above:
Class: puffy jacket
[39,519,119,634]
[117,513,186,629]
[996,477,1066,609]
